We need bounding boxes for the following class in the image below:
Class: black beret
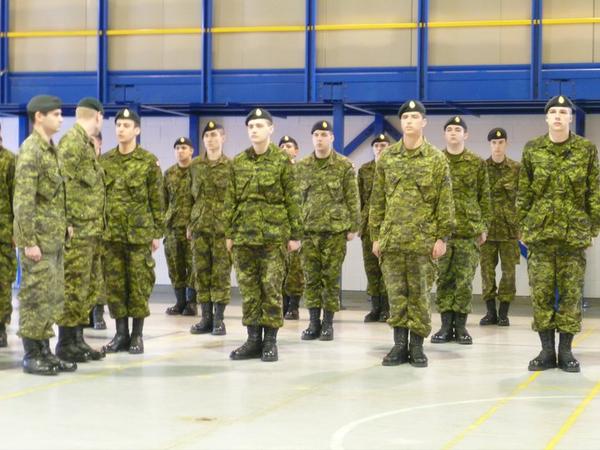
[114,108,141,126]
[279,135,298,147]
[544,95,575,113]
[370,134,390,146]
[311,120,333,134]
[27,95,62,114]
[202,120,224,137]
[398,99,426,117]
[173,137,193,148]
[245,107,273,125]
[444,116,468,131]
[487,127,508,141]
[77,97,104,114]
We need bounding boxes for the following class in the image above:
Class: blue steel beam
[531,0,542,100]
[189,114,200,156]
[417,0,429,100]
[344,122,375,156]
[383,120,402,142]
[18,113,28,145]
[202,0,213,103]
[98,0,108,102]
[1,0,9,103]
[575,107,586,137]
[332,101,345,154]
[306,0,317,102]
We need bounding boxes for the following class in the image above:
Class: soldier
[225,108,301,362]
[164,136,196,316]
[359,134,390,323]
[279,135,304,320]
[479,128,521,327]
[188,122,232,336]
[101,108,164,355]
[0,123,16,348]
[14,95,76,375]
[431,116,490,346]
[518,95,600,373]
[370,100,455,368]
[55,98,106,363]
[297,121,360,341]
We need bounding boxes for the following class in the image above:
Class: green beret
[487,127,507,141]
[77,97,104,114]
[202,120,224,137]
[311,120,333,134]
[27,95,62,114]
[444,116,467,131]
[544,95,575,113]
[398,99,426,117]
[371,134,390,146]
[245,107,273,125]
[114,108,141,126]
[279,135,298,147]
[173,137,193,148]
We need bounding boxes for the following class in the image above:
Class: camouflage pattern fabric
[0,243,16,324]
[436,238,480,313]
[192,232,231,304]
[481,240,520,304]
[486,157,520,241]
[0,147,16,324]
[164,229,193,289]
[283,250,304,297]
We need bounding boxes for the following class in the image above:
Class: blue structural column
[417,0,429,100]
[189,114,200,157]
[332,102,345,155]
[97,0,109,103]
[0,0,9,104]
[202,0,213,103]
[531,0,542,100]
[18,113,28,145]
[575,108,586,137]
[305,0,317,102]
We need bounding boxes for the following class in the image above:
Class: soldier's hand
[151,239,160,253]
[186,228,192,241]
[432,239,447,259]
[288,240,301,252]
[24,245,42,262]
[226,239,234,253]
[67,226,74,239]
[372,240,381,258]
[346,232,357,241]
[477,232,487,246]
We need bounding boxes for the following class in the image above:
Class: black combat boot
[261,327,279,362]
[282,295,290,316]
[92,304,107,330]
[528,329,557,371]
[382,327,409,366]
[284,296,300,320]
[454,313,473,345]
[230,326,263,360]
[0,323,6,347]
[363,296,381,322]
[301,308,321,340]
[102,317,130,353]
[129,318,144,354]
[181,288,198,316]
[558,333,580,373]
[166,287,187,315]
[41,339,77,372]
[409,332,428,368]
[190,302,213,334]
[479,299,498,326]
[378,296,390,322]
[56,326,89,362]
[319,310,335,341]
[22,338,58,376]
[75,326,105,360]
[497,302,510,327]
[212,303,227,335]
[431,311,454,343]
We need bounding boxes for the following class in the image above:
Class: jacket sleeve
[516,145,534,227]
[368,159,386,242]
[224,163,236,240]
[586,143,600,236]
[477,159,492,233]
[13,144,39,247]
[282,158,302,240]
[343,164,361,234]
[434,155,456,240]
[58,134,83,226]
[148,159,165,239]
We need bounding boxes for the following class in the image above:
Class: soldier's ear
[463,131,469,141]
[134,126,141,137]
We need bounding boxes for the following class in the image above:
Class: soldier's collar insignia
[255,109,262,117]
[496,130,501,137]
[409,101,416,109]
[558,96,565,104]
[123,109,130,118]
[322,121,328,129]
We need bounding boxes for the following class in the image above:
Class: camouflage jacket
[163,163,193,231]
[369,139,455,254]
[443,148,491,238]
[296,150,360,235]
[101,145,165,244]
[13,130,66,253]
[358,159,376,236]
[517,133,600,248]
[58,123,105,238]
[0,146,15,243]
[224,143,301,245]
[486,156,521,241]
[189,154,232,236]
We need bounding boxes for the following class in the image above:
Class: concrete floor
[1,290,600,450]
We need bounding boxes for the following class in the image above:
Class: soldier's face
[444,125,468,146]
[203,129,225,153]
[175,144,193,164]
[372,141,389,159]
[247,119,273,144]
[400,112,426,136]
[280,142,299,159]
[546,107,572,132]
[312,130,334,152]
[38,109,63,135]
[115,119,140,144]
[490,138,507,160]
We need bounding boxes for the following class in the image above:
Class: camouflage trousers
[164,227,193,289]
[361,234,386,297]
[104,241,155,319]
[283,250,304,297]
[436,238,480,314]
[232,244,285,329]
[95,242,107,306]
[302,232,347,313]
[18,249,64,340]
[57,236,103,327]
[380,250,436,337]
[528,241,585,334]
[192,232,231,304]
[0,243,17,324]
[480,240,519,303]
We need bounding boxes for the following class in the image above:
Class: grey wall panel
[213,0,304,27]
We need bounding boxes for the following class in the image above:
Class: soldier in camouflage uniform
[518,95,600,373]
[432,116,491,345]
[14,95,76,375]
[0,124,16,348]
[279,135,304,320]
[101,109,164,355]
[225,108,301,362]
[164,137,196,316]
[189,121,232,336]
[370,100,455,368]
[479,128,521,327]
[55,98,106,363]
[297,120,360,341]
[358,134,390,323]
